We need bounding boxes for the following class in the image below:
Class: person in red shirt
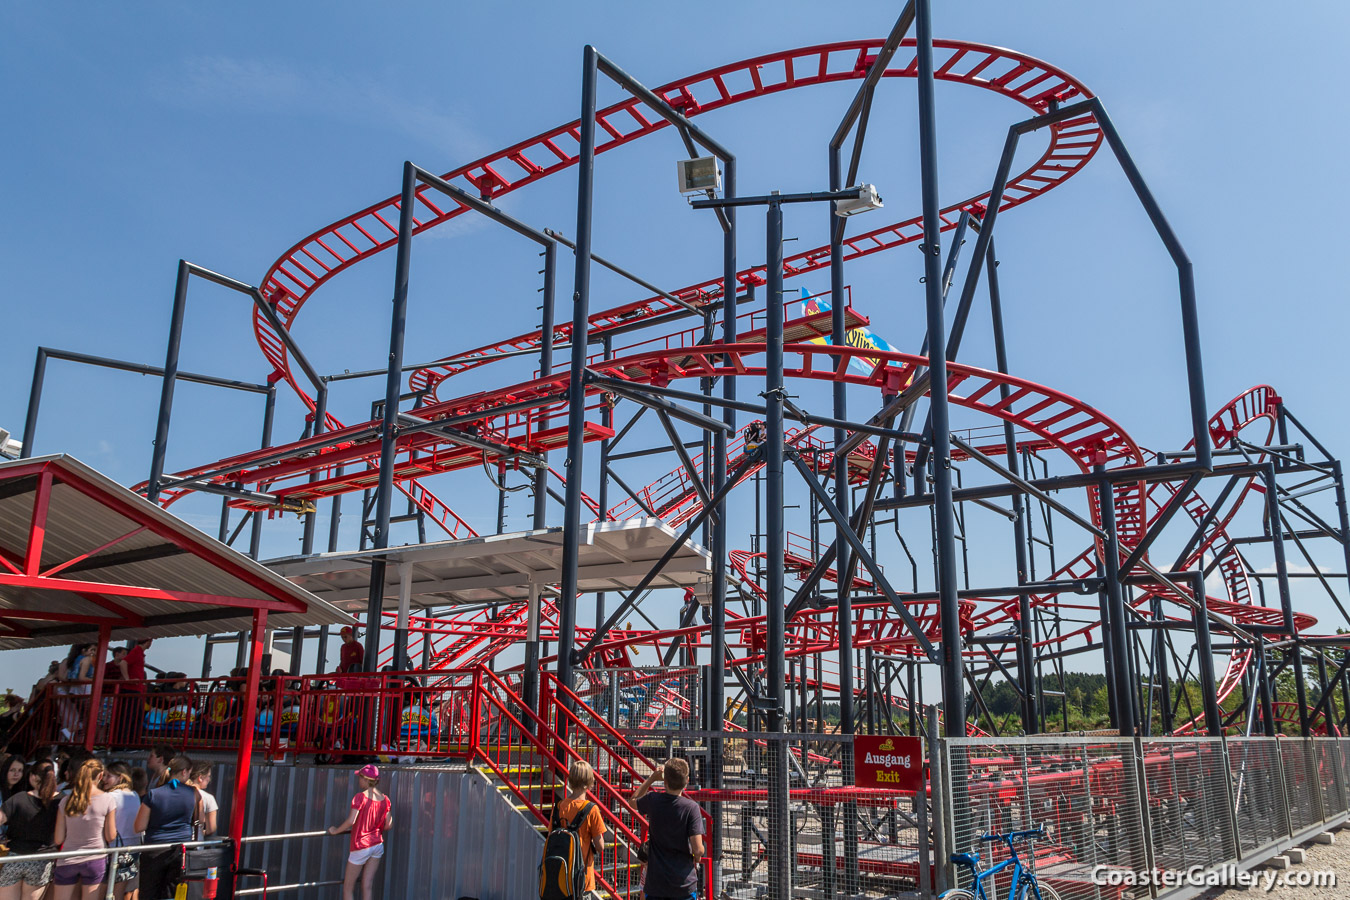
[124,638,150,682]
[116,639,151,747]
[327,764,392,900]
[337,628,365,674]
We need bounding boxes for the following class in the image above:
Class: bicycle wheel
[1020,879,1062,900]
[937,890,976,900]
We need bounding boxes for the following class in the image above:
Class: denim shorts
[53,857,107,886]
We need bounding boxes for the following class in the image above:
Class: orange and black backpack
[539,800,595,900]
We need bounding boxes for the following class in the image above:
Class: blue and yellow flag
[799,288,899,375]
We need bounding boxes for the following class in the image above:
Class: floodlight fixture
[834,183,883,217]
[0,428,20,460]
[677,156,722,195]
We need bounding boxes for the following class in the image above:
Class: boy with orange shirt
[554,760,606,898]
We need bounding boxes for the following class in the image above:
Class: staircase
[472,668,713,900]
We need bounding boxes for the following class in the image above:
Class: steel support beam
[363,161,418,673]
[914,0,964,735]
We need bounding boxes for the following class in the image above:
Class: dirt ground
[1200,824,1349,899]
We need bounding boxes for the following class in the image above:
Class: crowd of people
[0,628,706,900]
[8,629,379,753]
[0,744,221,900]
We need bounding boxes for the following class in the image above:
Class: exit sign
[853,735,924,791]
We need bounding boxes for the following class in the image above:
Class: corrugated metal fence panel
[203,762,541,899]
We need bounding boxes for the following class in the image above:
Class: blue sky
[2,2,1348,697]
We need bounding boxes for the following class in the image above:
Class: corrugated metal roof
[0,455,353,649]
[267,517,726,614]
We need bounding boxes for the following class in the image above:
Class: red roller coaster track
[148,35,1332,738]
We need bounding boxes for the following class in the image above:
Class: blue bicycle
[938,827,1061,900]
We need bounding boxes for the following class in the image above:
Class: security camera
[834,184,883,217]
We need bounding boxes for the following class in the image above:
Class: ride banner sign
[853,735,923,791]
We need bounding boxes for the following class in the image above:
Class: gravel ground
[1200,824,1350,899]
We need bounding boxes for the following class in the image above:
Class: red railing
[22,669,712,900]
[540,672,715,900]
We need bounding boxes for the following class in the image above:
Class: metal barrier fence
[938,736,1350,900]
[572,666,703,730]
[619,729,928,900]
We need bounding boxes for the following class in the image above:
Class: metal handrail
[0,838,227,864]
[238,829,329,843]
[0,840,229,900]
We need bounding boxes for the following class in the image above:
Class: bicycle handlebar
[980,827,1046,843]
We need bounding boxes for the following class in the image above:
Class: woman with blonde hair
[52,758,117,899]
[100,762,141,899]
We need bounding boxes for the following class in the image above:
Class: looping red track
[152,33,1321,737]
[249,38,1098,410]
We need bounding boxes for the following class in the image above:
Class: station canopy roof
[267,518,728,613]
[0,455,352,650]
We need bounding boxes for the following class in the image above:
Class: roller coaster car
[742,421,766,454]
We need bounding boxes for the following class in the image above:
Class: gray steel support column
[364,160,418,672]
[556,46,599,694]
[526,243,556,716]
[328,466,344,553]
[708,160,736,900]
[1266,462,1310,735]
[300,385,329,555]
[1152,596,1173,734]
[147,260,191,503]
[20,348,47,458]
[827,147,857,744]
[248,385,277,561]
[915,0,966,736]
[596,335,612,635]
[1095,464,1135,736]
[1188,574,1223,737]
[288,625,304,676]
[316,626,330,675]
[764,194,791,900]
[1092,106,1211,469]
[1332,461,1350,624]
[828,145,861,892]
[1256,642,1276,735]
[987,239,1038,732]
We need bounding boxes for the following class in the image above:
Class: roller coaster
[14,3,1350,898]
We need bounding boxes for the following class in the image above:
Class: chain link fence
[938,736,1350,900]
[611,731,931,900]
[573,666,704,731]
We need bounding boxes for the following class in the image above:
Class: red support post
[230,608,267,869]
[83,624,111,751]
[469,667,482,759]
[25,470,53,575]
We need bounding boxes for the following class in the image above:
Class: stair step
[495,781,564,791]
